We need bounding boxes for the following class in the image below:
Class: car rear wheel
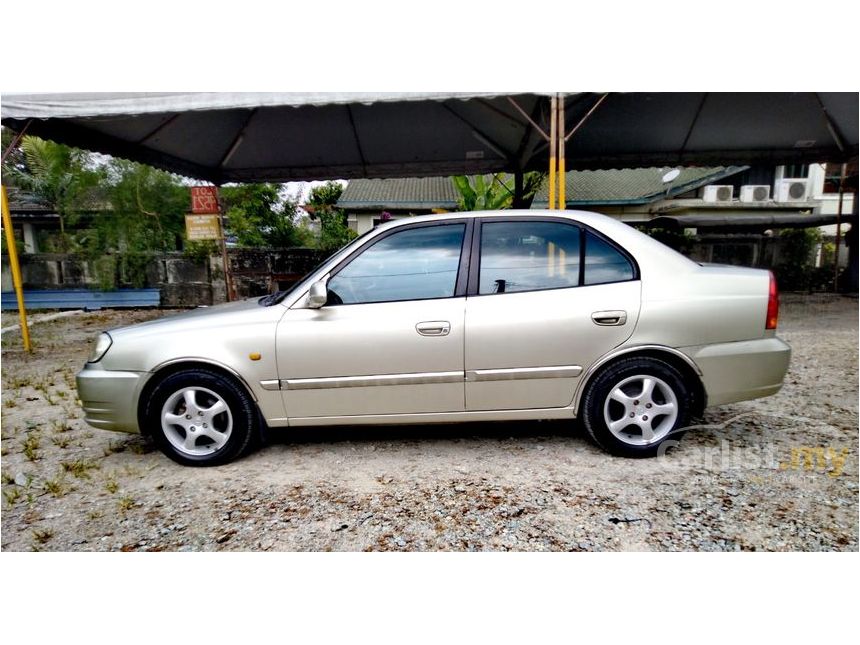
[581,357,692,457]
[144,369,256,466]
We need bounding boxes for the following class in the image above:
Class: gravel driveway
[1,294,857,551]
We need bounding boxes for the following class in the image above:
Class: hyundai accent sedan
[76,210,791,465]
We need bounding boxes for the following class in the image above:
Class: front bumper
[685,336,792,407]
[76,363,145,434]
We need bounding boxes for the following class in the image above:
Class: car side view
[76,210,791,465]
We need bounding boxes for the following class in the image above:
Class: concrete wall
[1,248,327,306]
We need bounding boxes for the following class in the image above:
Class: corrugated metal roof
[531,166,745,206]
[337,167,747,211]
[338,176,463,210]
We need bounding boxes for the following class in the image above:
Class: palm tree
[4,136,101,251]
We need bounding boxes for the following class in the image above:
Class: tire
[581,357,693,458]
[143,368,257,466]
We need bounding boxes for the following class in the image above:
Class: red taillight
[766,271,779,330]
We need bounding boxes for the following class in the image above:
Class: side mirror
[307,280,328,309]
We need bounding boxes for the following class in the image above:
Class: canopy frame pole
[1,185,32,352]
[834,162,847,292]
[549,95,558,210]
[1,119,32,164]
[558,94,566,209]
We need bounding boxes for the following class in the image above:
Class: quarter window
[327,224,465,304]
[583,230,634,285]
[478,221,581,294]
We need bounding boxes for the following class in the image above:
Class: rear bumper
[76,363,144,434]
[685,337,791,407]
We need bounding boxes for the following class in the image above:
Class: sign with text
[185,214,221,240]
[191,186,219,213]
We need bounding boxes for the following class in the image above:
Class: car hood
[107,297,277,340]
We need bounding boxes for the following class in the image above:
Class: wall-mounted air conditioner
[739,185,771,202]
[702,185,734,203]
[775,178,809,202]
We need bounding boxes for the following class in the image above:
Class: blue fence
[1,289,161,311]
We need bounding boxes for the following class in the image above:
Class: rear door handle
[416,321,451,336]
[591,310,627,326]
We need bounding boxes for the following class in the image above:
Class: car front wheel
[581,357,693,457]
[144,369,257,466]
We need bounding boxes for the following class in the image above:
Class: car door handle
[591,310,627,326]
[416,321,451,336]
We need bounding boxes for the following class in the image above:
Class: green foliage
[772,227,824,291]
[3,136,102,251]
[183,240,219,262]
[221,183,308,248]
[317,210,357,252]
[306,181,355,252]
[452,174,515,211]
[307,181,344,207]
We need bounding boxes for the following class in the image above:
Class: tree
[306,181,356,252]
[221,183,309,248]
[89,159,189,254]
[3,136,102,251]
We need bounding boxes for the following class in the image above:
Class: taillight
[766,271,779,330]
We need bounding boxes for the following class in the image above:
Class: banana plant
[452,173,515,211]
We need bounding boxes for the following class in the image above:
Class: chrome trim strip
[282,371,464,390]
[259,379,281,391]
[465,365,582,382]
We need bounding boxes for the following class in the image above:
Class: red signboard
[191,186,219,213]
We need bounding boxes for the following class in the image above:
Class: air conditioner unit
[775,178,809,202]
[702,185,734,203]
[740,185,771,202]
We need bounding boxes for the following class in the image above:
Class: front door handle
[591,310,627,326]
[416,321,451,336]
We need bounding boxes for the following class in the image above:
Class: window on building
[782,164,809,179]
[822,161,858,194]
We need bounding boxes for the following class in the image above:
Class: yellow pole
[558,94,566,210]
[1,185,32,352]
[549,95,558,210]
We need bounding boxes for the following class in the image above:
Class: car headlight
[88,332,113,363]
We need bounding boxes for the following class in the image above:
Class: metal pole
[214,189,233,302]
[549,95,558,210]
[1,185,32,352]
[558,95,566,210]
[834,162,847,292]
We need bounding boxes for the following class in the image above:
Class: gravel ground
[1,294,857,551]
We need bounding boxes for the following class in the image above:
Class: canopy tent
[3,92,858,185]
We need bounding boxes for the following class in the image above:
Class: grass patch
[117,496,135,512]
[4,398,17,408]
[22,434,41,461]
[32,528,54,544]
[51,435,72,449]
[3,487,22,507]
[60,459,100,479]
[43,476,69,498]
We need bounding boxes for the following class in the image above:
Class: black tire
[143,368,257,466]
[580,357,693,458]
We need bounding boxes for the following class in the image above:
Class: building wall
[1,248,326,306]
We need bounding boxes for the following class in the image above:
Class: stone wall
[1,248,327,306]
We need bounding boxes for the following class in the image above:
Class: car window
[327,224,466,304]
[479,221,581,294]
[583,230,635,285]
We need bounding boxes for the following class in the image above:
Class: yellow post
[558,94,566,210]
[1,185,32,352]
[549,95,558,210]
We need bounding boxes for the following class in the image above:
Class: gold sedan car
[77,210,790,466]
